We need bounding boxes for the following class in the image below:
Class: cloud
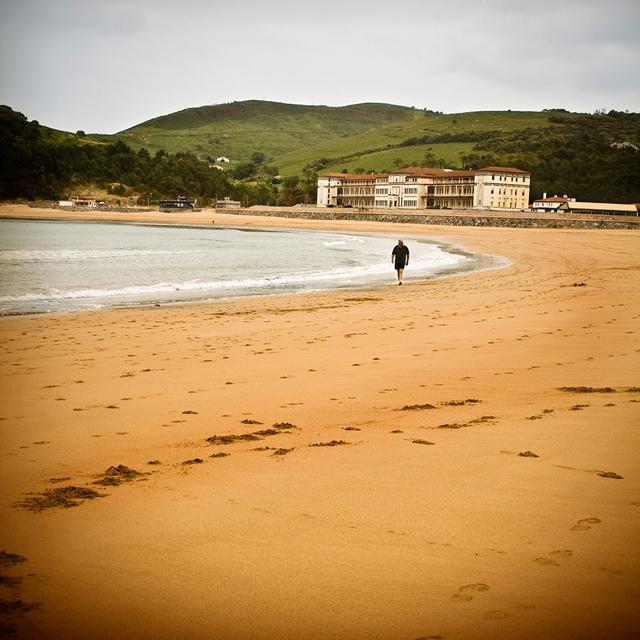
[0,0,638,131]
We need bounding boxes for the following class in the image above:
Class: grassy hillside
[95,102,584,177]
[93,101,415,168]
[9,100,636,204]
[317,142,476,174]
[273,110,564,174]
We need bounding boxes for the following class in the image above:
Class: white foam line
[0,249,206,263]
[0,254,467,303]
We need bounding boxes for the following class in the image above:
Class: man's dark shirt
[392,244,409,269]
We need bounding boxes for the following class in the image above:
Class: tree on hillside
[233,162,257,180]
[422,148,437,166]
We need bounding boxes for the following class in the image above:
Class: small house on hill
[216,197,241,208]
[159,197,194,212]
[531,194,575,212]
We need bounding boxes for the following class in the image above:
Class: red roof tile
[319,172,388,180]
[476,166,530,175]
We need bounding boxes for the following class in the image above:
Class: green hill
[4,100,639,205]
[93,101,416,169]
[95,101,580,176]
[95,101,639,195]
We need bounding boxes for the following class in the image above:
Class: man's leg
[397,268,404,284]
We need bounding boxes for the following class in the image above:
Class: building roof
[390,166,475,178]
[533,196,571,203]
[321,165,529,180]
[476,166,530,175]
[561,201,637,213]
[342,173,389,180]
[441,170,476,178]
[390,166,447,177]
[319,172,388,180]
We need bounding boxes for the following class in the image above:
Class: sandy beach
[1,204,639,639]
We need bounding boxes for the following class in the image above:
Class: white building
[316,173,349,207]
[531,194,574,212]
[472,167,531,211]
[318,166,531,211]
[558,201,638,216]
[215,197,241,208]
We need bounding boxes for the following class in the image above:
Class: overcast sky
[1,0,638,133]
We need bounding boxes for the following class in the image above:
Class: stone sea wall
[219,207,640,230]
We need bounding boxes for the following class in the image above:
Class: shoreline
[0,210,508,318]
[6,200,640,230]
[1,204,639,638]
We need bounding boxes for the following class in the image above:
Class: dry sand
[0,204,639,639]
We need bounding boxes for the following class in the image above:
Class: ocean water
[0,219,477,315]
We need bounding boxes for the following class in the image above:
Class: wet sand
[1,205,639,639]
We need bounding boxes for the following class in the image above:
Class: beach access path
[0,205,639,639]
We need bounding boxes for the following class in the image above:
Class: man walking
[391,239,409,285]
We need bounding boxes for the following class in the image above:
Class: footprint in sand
[450,583,490,602]
[571,517,601,531]
[483,610,511,620]
[598,566,623,575]
[534,550,573,566]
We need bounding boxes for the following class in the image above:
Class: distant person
[391,239,409,285]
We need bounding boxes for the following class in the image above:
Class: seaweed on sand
[207,422,298,445]
[272,422,297,429]
[400,403,437,411]
[93,465,144,486]
[558,386,616,393]
[0,552,26,568]
[0,599,40,614]
[271,448,294,457]
[309,440,350,447]
[436,415,496,429]
[598,471,623,479]
[206,433,262,445]
[16,486,104,512]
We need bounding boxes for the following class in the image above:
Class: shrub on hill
[465,113,640,202]
[0,106,232,202]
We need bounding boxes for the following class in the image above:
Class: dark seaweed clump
[558,386,616,393]
[598,471,623,479]
[309,440,350,447]
[207,422,297,445]
[400,403,437,411]
[16,486,104,511]
[0,552,26,568]
[93,465,144,486]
